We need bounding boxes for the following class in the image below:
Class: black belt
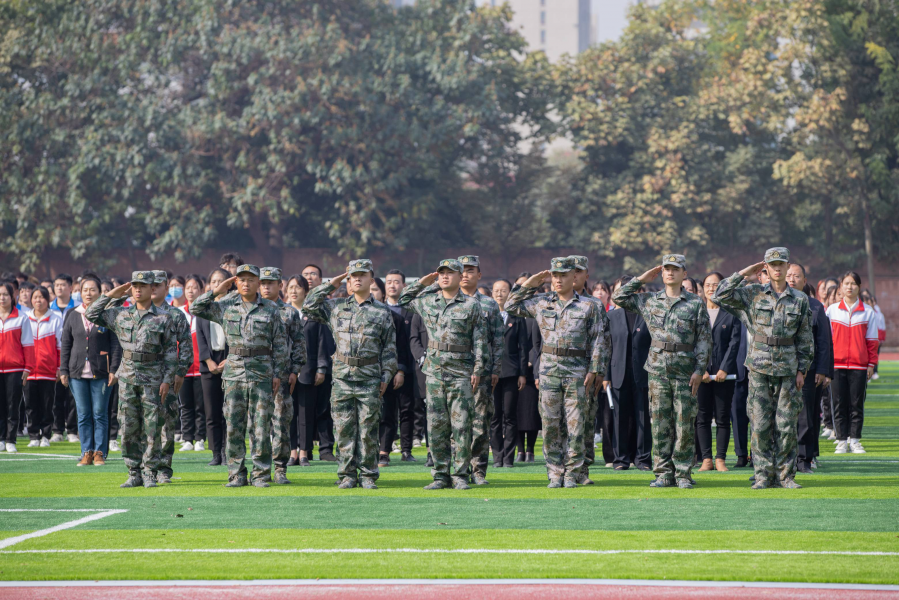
[543,345,587,358]
[123,350,161,362]
[651,340,694,352]
[335,353,380,367]
[753,334,795,346]
[428,341,471,353]
[230,347,271,358]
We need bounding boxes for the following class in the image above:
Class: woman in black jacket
[490,279,528,467]
[59,275,122,463]
[695,272,742,472]
[195,268,230,466]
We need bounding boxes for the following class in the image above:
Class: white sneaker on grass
[872,373,879,381]
[193,439,205,451]
[849,439,866,454]
[834,440,848,454]
[49,433,64,443]
[175,434,183,443]
[821,428,833,438]
[5,443,16,453]
[40,437,50,447]
[66,434,79,443]
[27,440,40,448]
[180,441,194,452]
[108,440,120,452]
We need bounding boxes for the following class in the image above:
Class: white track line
[0,509,127,550]
[0,452,80,458]
[0,579,897,591]
[1,548,897,557]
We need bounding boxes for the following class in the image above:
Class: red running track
[2,584,898,600]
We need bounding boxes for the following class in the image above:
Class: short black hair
[517,272,532,280]
[31,286,50,303]
[53,273,73,286]
[840,271,862,287]
[702,271,725,285]
[372,277,386,298]
[790,262,807,277]
[386,269,406,283]
[1,278,18,293]
[613,275,634,290]
[40,278,53,287]
[80,274,102,291]
[302,264,323,278]
[218,253,244,267]
[287,275,309,292]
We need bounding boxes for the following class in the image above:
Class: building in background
[478,0,592,61]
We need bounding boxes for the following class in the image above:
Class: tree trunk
[861,194,876,296]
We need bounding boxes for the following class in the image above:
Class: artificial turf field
[1,364,898,585]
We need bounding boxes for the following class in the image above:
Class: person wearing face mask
[178,275,207,453]
[24,287,63,449]
[0,281,34,453]
[169,276,187,308]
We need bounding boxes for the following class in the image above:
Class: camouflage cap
[130,271,154,285]
[549,257,576,273]
[457,255,480,268]
[437,259,463,273]
[260,267,281,281]
[346,259,374,274]
[152,270,168,285]
[568,255,589,271]
[662,254,687,269]
[235,264,260,278]
[764,247,790,264]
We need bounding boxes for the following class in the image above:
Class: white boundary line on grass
[0,509,127,550]
[0,578,897,591]
[1,548,898,557]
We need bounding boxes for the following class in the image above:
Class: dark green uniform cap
[457,255,480,268]
[260,267,282,281]
[764,247,790,264]
[235,264,260,277]
[346,259,374,274]
[130,271,155,285]
[662,254,687,269]
[568,255,589,271]
[549,257,576,273]
[152,270,168,285]
[437,259,463,273]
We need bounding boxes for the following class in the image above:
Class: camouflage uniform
[458,256,505,482]
[258,267,307,481]
[85,271,178,486]
[612,255,711,487]
[713,247,814,487]
[399,259,488,488]
[191,264,289,485]
[569,256,611,481]
[303,259,397,487]
[505,257,607,486]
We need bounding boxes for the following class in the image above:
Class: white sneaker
[828,431,837,441]
[593,433,602,444]
[193,439,205,451]
[175,434,183,443]
[850,439,866,454]
[49,433,64,443]
[412,438,422,448]
[180,441,194,452]
[821,428,833,438]
[834,440,848,454]
[811,458,818,470]
[66,433,79,443]
[40,437,50,447]
[5,443,16,453]
[872,373,879,381]
[108,440,120,452]
[27,440,40,448]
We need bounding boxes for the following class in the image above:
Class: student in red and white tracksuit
[0,282,35,451]
[25,287,63,446]
[177,275,206,451]
[825,271,878,454]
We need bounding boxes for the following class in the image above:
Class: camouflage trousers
[158,392,180,478]
[469,379,495,477]
[648,373,697,483]
[582,385,600,474]
[748,372,801,484]
[224,380,273,483]
[272,383,293,472]
[425,375,473,484]
[331,378,382,484]
[118,383,163,478]
[539,375,586,481]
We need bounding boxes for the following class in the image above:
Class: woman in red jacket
[0,281,35,453]
[825,271,879,455]
[25,287,63,448]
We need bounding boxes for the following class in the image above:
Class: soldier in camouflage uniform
[569,256,611,484]
[612,255,711,489]
[458,255,504,485]
[399,259,487,490]
[191,264,288,488]
[85,272,179,488]
[713,247,814,489]
[259,267,306,485]
[304,259,397,490]
[505,257,607,488]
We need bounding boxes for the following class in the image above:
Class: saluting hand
[523,271,549,288]
[106,282,132,299]
[637,266,663,284]
[213,276,237,298]
[739,262,766,278]
[418,272,439,287]
[329,272,349,287]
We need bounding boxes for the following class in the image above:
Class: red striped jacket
[826,299,879,370]
[27,310,63,380]
[0,307,35,374]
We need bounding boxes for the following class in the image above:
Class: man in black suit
[787,263,833,474]
[604,276,653,470]
[489,279,528,467]
[408,303,430,465]
[381,270,417,463]
[301,264,336,462]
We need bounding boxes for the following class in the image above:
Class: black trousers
[52,380,77,435]
[24,380,55,440]
[107,383,120,439]
[731,377,749,458]
[832,369,868,440]
[295,377,335,454]
[610,381,633,468]
[315,375,334,453]
[695,379,735,461]
[598,388,615,466]
[490,376,519,466]
[0,372,25,443]
[200,372,226,457]
[797,371,823,463]
[179,376,206,442]
[380,384,414,454]
[413,368,427,442]
[517,430,538,453]
[821,385,835,431]
[631,385,652,467]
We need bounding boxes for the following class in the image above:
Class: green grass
[2,363,899,583]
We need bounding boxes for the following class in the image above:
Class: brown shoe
[77,451,94,467]
[715,458,728,472]
[698,458,714,471]
[93,451,106,466]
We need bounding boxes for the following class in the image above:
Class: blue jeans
[70,378,112,456]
